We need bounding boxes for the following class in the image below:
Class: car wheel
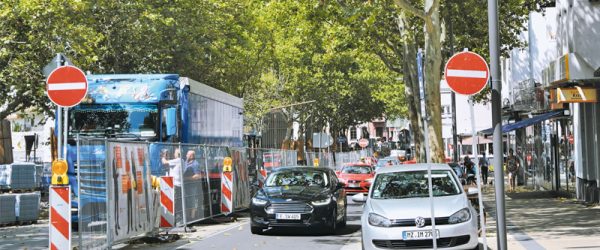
[338,204,347,228]
[250,225,263,235]
[327,209,337,235]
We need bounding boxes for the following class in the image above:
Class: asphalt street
[179,196,364,250]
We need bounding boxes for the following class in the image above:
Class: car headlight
[311,197,331,206]
[252,197,268,206]
[368,213,392,227]
[365,178,373,183]
[449,208,471,224]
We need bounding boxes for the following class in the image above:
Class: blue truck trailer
[60,74,243,224]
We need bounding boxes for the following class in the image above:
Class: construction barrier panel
[76,138,109,249]
[49,186,71,250]
[159,176,175,229]
[73,138,297,248]
[106,142,153,244]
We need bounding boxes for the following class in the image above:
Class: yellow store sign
[557,87,597,103]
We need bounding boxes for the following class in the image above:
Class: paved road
[180,197,364,250]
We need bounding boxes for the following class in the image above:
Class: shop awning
[479,110,564,135]
[461,135,493,145]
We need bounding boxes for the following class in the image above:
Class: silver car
[354,164,479,250]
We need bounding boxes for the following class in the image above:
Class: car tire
[250,225,263,235]
[338,204,347,228]
[327,209,337,235]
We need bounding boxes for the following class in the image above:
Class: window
[371,170,461,199]
[350,127,357,140]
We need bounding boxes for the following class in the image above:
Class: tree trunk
[423,0,445,163]
[398,13,426,163]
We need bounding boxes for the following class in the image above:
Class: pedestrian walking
[506,149,520,192]
[480,152,489,185]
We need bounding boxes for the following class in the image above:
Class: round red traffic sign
[444,51,489,96]
[46,66,88,107]
[358,138,369,148]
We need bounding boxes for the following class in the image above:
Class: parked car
[336,163,375,194]
[250,167,347,234]
[354,164,479,250]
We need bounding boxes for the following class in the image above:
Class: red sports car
[335,163,375,194]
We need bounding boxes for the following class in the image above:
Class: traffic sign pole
[55,54,63,159]
[469,98,487,250]
[488,0,507,247]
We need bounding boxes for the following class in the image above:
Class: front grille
[372,235,470,249]
[390,217,450,227]
[265,203,313,214]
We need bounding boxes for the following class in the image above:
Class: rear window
[265,169,329,187]
[342,165,372,174]
[371,170,461,199]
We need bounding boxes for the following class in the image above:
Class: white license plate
[403,230,441,240]
[349,183,360,188]
[276,213,301,220]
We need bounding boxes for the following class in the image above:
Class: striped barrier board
[221,172,233,214]
[160,176,175,228]
[49,186,71,250]
[258,169,267,188]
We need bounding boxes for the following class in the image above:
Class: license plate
[276,213,301,220]
[349,183,360,188]
[403,230,441,240]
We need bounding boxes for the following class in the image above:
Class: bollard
[160,176,175,229]
[221,157,233,215]
[49,159,71,250]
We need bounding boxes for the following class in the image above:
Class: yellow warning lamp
[223,157,233,172]
[313,158,319,167]
[51,159,69,185]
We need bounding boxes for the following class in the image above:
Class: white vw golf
[354,164,479,250]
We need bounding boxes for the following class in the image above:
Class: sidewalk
[481,182,600,250]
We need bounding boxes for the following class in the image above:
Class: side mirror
[165,107,177,136]
[467,187,479,195]
[352,193,367,203]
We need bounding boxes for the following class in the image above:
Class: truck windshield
[69,104,159,139]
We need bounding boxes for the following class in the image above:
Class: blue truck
[61,74,244,225]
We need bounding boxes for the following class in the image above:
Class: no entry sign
[444,52,489,96]
[46,66,88,107]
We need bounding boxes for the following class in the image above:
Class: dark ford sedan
[250,167,347,234]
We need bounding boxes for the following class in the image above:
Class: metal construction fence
[76,138,296,249]
[305,152,335,169]
[304,149,374,170]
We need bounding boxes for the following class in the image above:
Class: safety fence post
[105,138,112,247]
[204,145,213,217]
[221,157,233,215]
[49,158,71,250]
[178,143,188,228]
[76,134,83,249]
[159,176,175,229]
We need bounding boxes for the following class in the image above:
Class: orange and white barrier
[221,157,233,215]
[221,171,233,214]
[49,186,71,250]
[258,169,267,187]
[159,176,175,228]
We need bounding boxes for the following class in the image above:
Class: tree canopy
[0,0,546,154]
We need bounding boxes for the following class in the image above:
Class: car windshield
[342,165,372,174]
[371,170,461,199]
[265,169,329,187]
[70,104,158,138]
